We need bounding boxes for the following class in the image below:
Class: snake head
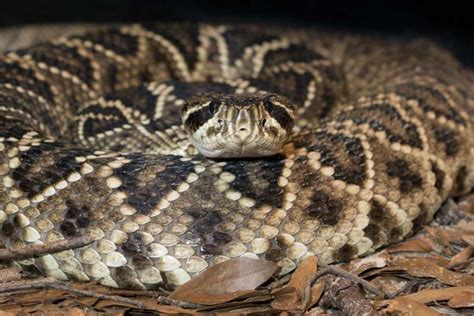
[182,93,296,158]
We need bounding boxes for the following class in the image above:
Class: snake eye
[208,101,220,115]
[260,119,267,127]
[263,99,273,112]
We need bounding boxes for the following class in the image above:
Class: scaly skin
[0,23,473,289]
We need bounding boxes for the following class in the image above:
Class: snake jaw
[182,93,294,158]
[190,119,290,158]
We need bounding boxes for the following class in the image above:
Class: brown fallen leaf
[61,307,98,316]
[458,195,474,215]
[387,237,436,254]
[196,292,273,313]
[93,299,143,310]
[58,296,99,309]
[345,251,389,275]
[370,275,410,298]
[169,257,278,305]
[65,293,195,314]
[426,226,451,247]
[211,305,276,314]
[376,286,474,306]
[2,288,70,306]
[426,226,474,245]
[457,220,474,232]
[1,304,68,315]
[462,234,474,247]
[307,282,325,309]
[387,257,474,286]
[271,290,297,310]
[271,256,318,311]
[417,255,450,268]
[381,297,441,316]
[448,246,473,269]
[448,291,474,308]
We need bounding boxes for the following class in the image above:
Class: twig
[302,265,385,308]
[268,274,292,290]
[0,277,147,309]
[106,288,166,298]
[158,296,205,309]
[44,283,148,309]
[0,235,94,261]
[0,277,57,293]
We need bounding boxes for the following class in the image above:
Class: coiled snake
[0,23,473,289]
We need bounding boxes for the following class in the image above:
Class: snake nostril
[239,127,247,131]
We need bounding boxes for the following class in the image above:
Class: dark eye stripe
[263,100,294,131]
[184,102,221,132]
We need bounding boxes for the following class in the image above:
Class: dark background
[1,0,473,65]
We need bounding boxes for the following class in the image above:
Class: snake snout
[182,92,295,158]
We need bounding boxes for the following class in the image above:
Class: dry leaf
[462,234,474,247]
[457,220,474,232]
[304,306,327,315]
[458,195,474,215]
[64,307,98,316]
[307,282,325,309]
[377,286,474,305]
[169,257,278,305]
[288,256,317,290]
[448,246,473,268]
[95,298,196,314]
[447,291,474,308]
[426,226,474,246]
[371,275,409,297]
[58,297,99,309]
[345,251,389,275]
[212,305,276,314]
[93,299,142,310]
[426,227,451,247]
[388,257,474,286]
[197,292,272,313]
[271,256,318,311]
[381,297,441,316]
[4,288,70,305]
[271,289,299,311]
[387,237,435,253]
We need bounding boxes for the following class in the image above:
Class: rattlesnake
[0,23,473,290]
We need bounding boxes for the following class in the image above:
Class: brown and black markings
[0,23,473,289]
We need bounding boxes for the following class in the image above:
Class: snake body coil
[0,23,473,289]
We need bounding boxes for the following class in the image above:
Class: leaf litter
[0,196,473,315]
